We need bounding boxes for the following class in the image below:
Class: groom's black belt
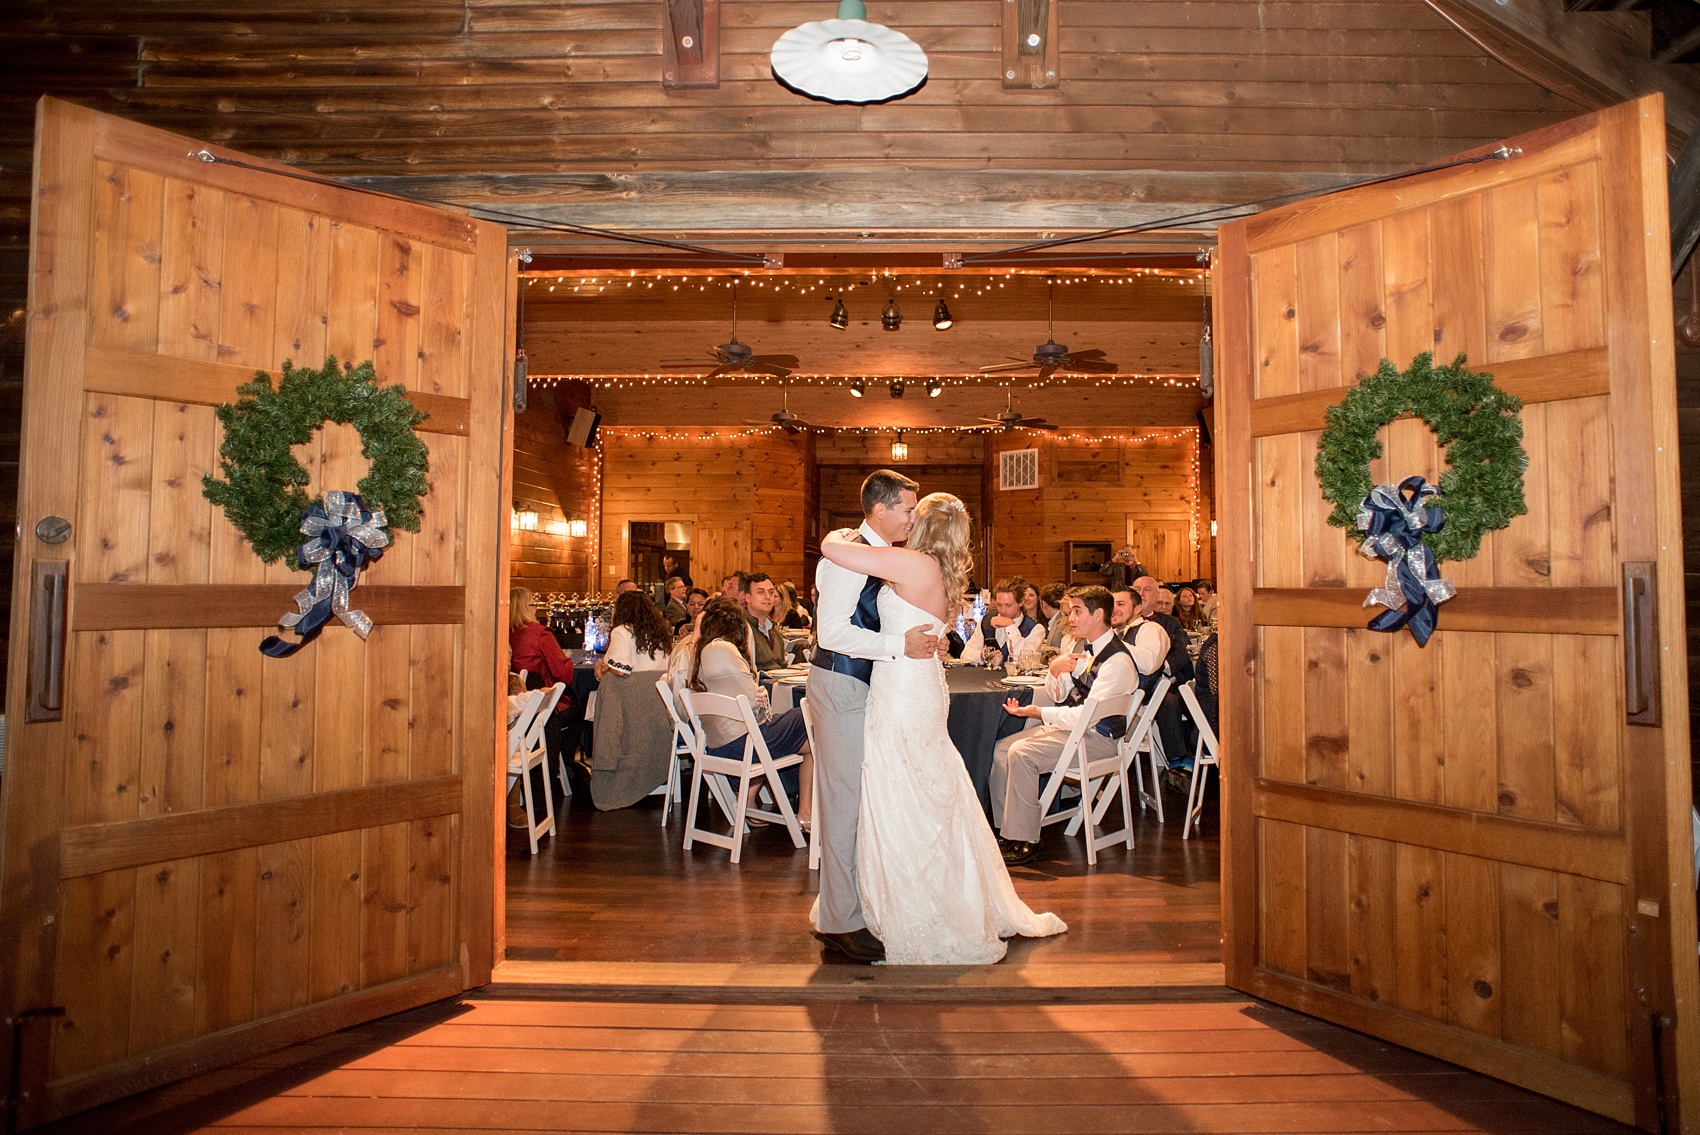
[810,647,874,684]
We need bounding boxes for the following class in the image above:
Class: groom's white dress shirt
[815,522,906,662]
[1039,630,1137,731]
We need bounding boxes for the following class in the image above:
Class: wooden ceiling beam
[1423,0,1700,142]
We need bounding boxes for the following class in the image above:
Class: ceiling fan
[659,278,799,379]
[744,386,814,434]
[977,278,1119,380]
[977,388,1057,432]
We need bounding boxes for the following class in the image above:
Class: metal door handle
[1622,562,1660,727]
[26,561,66,723]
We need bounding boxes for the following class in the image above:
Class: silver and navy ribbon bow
[1355,476,1455,647]
[260,490,390,658]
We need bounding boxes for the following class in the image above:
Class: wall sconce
[513,507,539,532]
[569,518,589,538]
[891,431,908,461]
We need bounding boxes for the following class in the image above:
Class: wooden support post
[662,0,719,89]
[1001,0,1058,89]
[1669,126,1700,278]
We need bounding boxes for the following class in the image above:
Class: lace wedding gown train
[858,587,1066,964]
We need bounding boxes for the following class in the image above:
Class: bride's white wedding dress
[857,587,1066,964]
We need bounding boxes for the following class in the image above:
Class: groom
[807,468,940,963]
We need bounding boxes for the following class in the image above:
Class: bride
[818,491,1065,964]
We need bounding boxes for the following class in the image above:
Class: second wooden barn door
[1216,97,1698,1130]
[0,99,511,1125]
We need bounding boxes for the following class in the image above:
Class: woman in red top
[509,587,574,689]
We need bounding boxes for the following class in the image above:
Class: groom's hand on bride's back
[903,625,940,658]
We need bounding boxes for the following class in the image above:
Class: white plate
[1000,675,1046,687]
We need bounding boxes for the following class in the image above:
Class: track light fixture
[926,378,942,398]
[932,300,953,330]
[828,296,849,329]
[881,298,902,331]
[850,379,865,397]
[889,379,905,398]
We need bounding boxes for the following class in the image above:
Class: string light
[525,372,1199,391]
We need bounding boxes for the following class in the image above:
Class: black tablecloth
[945,666,1035,814]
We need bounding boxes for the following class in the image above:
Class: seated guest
[1040,583,1069,649]
[1108,585,1172,688]
[683,586,709,630]
[1174,586,1207,633]
[616,578,640,594]
[661,552,692,588]
[1154,586,1176,617]
[509,586,574,691]
[991,586,1141,865]
[720,571,752,609]
[745,572,790,671]
[1193,631,1219,736]
[961,580,1045,665]
[1195,579,1217,622]
[661,575,690,629]
[1019,582,1041,625]
[1133,575,1195,788]
[690,598,812,811]
[779,581,812,629]
[597,591,673,681]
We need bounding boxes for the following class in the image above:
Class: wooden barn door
[1216,96,1699,1130]
[0,99,512,1125]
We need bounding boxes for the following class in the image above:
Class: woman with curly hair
[596,590,673,680]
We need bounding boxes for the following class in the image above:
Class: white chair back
[677,688,805,863]
[505,687,556,855]
[1176,681,1220,840]
[652,680,693,824]
[1125,675,1174,822]
[506,689,545,764]
[1035,688,1140,866]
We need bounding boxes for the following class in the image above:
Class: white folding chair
[1127,675,1174,822]
[653,680,694,826]
[677,689,806,863]
[1035,690,1138,865]
[798,696,822,871]
[524,681,567,805]
[505,689,553,855]
[1177,682,1220,840]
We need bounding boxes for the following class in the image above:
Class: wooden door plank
[1499,863,1563,1057]
[75,393,154,586]
[74,583,467,629]
[137,629,207,820]
[157,176,224,364]
[1257,818,1306,981]
[1442,851,1502,1038]
[1250,586,1617,635]
[54,870,136,1079]
[1391,843,1447,1018]
[1494,632,1557,823]
[87,161,163,355]
[127,856,200,1053]
[253,838,312,1018]
[194,847,257,1034]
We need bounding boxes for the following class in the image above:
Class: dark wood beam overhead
[1424,0,1700,141]
[1652,0,1700,64]
[1003,0,1059,89]
[663,0,720,88]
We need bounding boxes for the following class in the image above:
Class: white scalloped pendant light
[771,0,928,105]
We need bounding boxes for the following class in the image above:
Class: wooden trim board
[60,775,463,877]
[1254,779,1628,883]
[1252,585,1619,636]
[1248,346,1609,437]
[84,344,471,436]
[74,583,466,630]
[488,960,1228,1003]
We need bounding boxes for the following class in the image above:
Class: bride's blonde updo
[907,492,973,610]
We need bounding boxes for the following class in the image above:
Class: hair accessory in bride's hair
[936,496,966,514]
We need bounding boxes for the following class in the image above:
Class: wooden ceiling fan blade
[753,353,801,366]
[702,364,737,380]
[1068,349,1107,361]
[979,361,1035,374]
[1068,358,1119,373]
[1035,365,1058,381]
[1023,418,1059,430]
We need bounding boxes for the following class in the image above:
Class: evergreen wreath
[1314,352,1527,564]
[202,357,430,566]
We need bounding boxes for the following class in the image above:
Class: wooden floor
[44,783,1637,1133]
[49,993,1635,1134]
[503,780,1224,966]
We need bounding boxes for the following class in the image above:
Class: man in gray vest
[992,585,1139,866]
[806,469,940,963]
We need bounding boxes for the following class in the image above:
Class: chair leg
[520,761,540,856]
[1119,765,1136,849]
[682,759,706,851]
[539,756,556,844]
[1147,744,1166,823]
[762,759,806,850]
[728,769,751,864]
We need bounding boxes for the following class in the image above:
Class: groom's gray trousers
[804,665,868,933]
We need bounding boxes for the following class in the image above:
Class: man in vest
[990,585,1139,866]
[961,580,1045,665]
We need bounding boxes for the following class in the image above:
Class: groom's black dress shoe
[813,928,886,963]
[999,838,1042,867]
